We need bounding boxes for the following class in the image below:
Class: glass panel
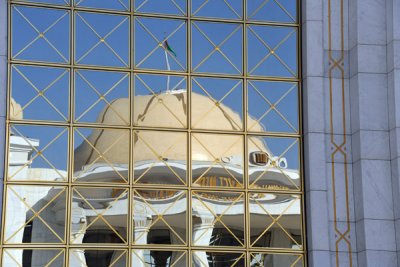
[247,25,297,78]
[71,187,129,244]
[135,17,187,71]
[191,0,242,20]
[247,80,298,133]
[134,131,187,185]
[192,21,242,75]
[191,77,243,131]
[74,0,130,11]
[191,191,245,247]
[75,11,129,67]
[11,65,69,122]
[74,69,130,125]
[192,133,243,188]
[8,124,68,182]
[134,74,187,128]
[70,249,128,267]
[11,5,70,63]
[3,249,65,267]
[73,127,129,184]
[249,193,302,249]
[4,185,67,244]
[191,251,245,267]
[135,0,186,16]
[247,0,297,24]
[248,136,300,191]
[133,189,187,246]
[250,252,303,267]
[132,249,187,267]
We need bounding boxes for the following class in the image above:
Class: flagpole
[165,49,170,91]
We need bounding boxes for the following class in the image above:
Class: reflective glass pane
[132,249,187,266]
[250,252,303,267]
[249,193,302,249]
[192,21,242,75]
[247,25,297,78]
[192,251,245,267]
[247,0,297,23]
[74,0,130,11]
[191,0,242,19]
[74,69,130,125]
[70,249,128,267]
[3,249,65,267]
[135,17,187,71]
[135,0,186,16]
[191,191,245,247]
[11,65,69,122]
[11,5,70,63]
[8,124,68,182]
[134,74,187,128]
[133,189,187,246]
[4,185,67,244]
[247,80,298,133]
[71,187,129,244]
[134,131,187,185]
[248,136,300,191]
[191,77,243,131]
[192,133,243,188]
[73,127,129,183]
[75,11,129,67]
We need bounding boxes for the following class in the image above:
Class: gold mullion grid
[4,0,305,266]
[187,0,193,264]
[5,121,302,139]
[9,0,300,27]
[9,61,302,83]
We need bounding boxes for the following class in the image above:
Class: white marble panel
[328,221,357,252]
[356,219,397,251]
[349,45,387,77]
[306,191,330,251]
[325,134,352,164]
[358,250,398,267]
[390,158,400,219]
[388,70,400,129]
[350,73,388,133]
[387,40,400,72]
[323,0,349,51]
[303,21,324,77]
[353,160,394,220]
[352,130,390,161]
[324,77,352,135]
[302,0,323,22]
[355,0,387,45]
[303,77,325,133]
[304,133,327,191]
[330,251,358,267]
[308,250,331,267]
[326,162,356,222]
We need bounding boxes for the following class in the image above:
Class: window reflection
[5,0,303,266]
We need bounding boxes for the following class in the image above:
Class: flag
[163,40,177,57]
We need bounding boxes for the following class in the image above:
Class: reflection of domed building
[6,93,301,267]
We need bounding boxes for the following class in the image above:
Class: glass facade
[3,0,304,266]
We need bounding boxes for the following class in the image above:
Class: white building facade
[0,0,400,266]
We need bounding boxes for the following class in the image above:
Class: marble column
[192,214,214,267]
[132,216,151,267]
[387,0,400,264]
